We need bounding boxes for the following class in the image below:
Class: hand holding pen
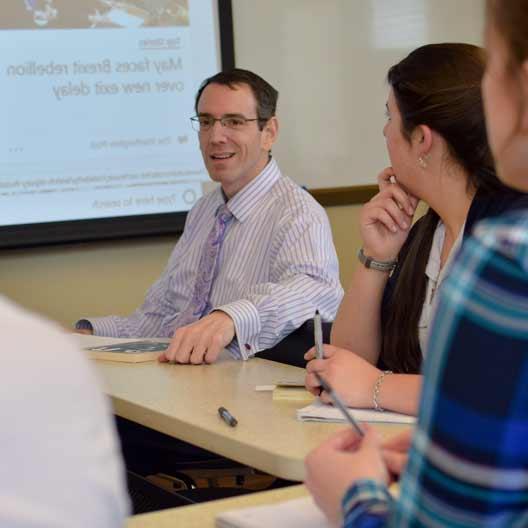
[304,309,327,397]
[314,372,364,437]
[305,344,383,408]
[305,424,389,524]
[307,311,367,416]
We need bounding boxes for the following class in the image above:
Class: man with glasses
[76,68,342,364]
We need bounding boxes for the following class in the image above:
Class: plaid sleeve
[342,480,394,527]
[391,212,528,526]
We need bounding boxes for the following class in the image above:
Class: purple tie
[173,203,233,328]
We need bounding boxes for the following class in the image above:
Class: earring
[418,156,427,169]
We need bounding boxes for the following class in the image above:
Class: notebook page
[297,399,416,424]
[216,497,331,528]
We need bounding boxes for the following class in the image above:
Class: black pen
[314,372,364,437]
[313,310,324,360]
[218,406,238,427]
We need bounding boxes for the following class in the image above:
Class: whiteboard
[232,0,485,190]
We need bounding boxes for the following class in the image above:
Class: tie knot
[216,204,233,223]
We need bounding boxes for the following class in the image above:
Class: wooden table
[127,484,309,527]
[95,353,407,481]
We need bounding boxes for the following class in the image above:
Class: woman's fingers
[377,167,396,189]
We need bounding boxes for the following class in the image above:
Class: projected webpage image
[1,0,223,237]
[4,1,189,29]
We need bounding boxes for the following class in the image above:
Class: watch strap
[357,248,397,273]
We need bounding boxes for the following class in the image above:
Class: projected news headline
[1,1,219,227]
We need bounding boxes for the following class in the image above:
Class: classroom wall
[231,0,485,189]
[2,1,444,327]
[0,204,363,327]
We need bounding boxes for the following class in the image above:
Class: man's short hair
[194,68,278,130]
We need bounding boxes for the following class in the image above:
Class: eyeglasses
[190,114,264,132]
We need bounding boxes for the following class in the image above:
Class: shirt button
[244,344,251,351]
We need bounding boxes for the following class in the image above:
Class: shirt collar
[225,158,281,223]
[210,187,227,211]
[425,221,444,281]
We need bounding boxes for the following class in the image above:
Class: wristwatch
[357,248,397,273]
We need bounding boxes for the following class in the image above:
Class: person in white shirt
[1,295,129,527]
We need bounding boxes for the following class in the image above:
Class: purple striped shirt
[85,159,343,359]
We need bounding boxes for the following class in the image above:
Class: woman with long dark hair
[305,42,527,415]
[305,1,528,525]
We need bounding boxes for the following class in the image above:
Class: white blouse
[418,220,465,355]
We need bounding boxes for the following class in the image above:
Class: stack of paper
[297,399,416,424]
[216,497,331,528]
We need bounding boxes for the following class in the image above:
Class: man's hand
[305,425,389,525]
[159,311,235,365]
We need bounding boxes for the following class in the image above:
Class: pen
[314,372,364,437]
[314,310,324,360]
[218,406,238,427]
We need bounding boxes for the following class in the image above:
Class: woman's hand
[305,344,381,408]
[360,167,419,261]
[305,425,389,525]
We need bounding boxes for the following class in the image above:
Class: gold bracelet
[373,370,393,411]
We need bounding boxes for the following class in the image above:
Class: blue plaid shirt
[343,210,528,527]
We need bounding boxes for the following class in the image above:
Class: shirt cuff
[342,479,393,525]
[80,317,121,337]
[75,319,93,331]
[215,299,261,360]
